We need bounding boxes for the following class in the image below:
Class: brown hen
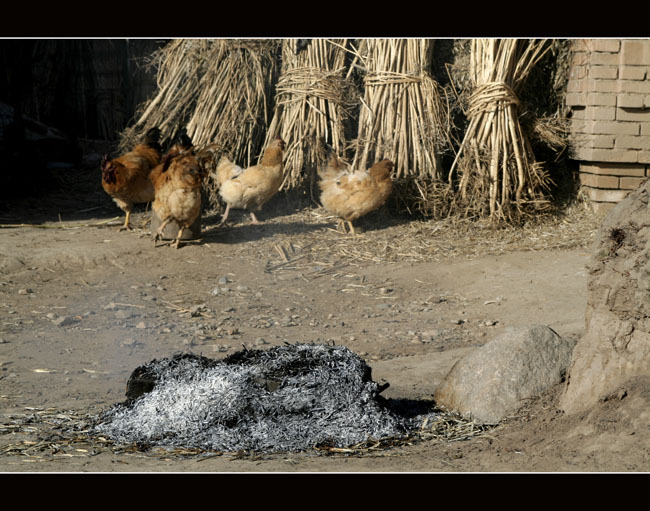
[318,152,394,235]
[150,134,205,249]
[101,128,161,230]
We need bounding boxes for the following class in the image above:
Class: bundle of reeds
[118,39,280,206]
[263,39,358,193]
[350,39,450,182]
[121,40,278,152]
[118,39,208,151]
[447,38,552,222]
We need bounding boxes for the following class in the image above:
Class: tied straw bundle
[119,39,209,152]
[263,39,357,193]
[351,39,451,183]
[447,39,553,222]
[118,39,280,205]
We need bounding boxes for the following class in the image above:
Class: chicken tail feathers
[143,127,162,154]
[170,127,193,151]
[216,156,242,186]
[319,146,346,180]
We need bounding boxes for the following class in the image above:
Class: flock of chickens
[100,128,394,248]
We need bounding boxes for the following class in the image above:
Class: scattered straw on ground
[211,196,600,277]
[0,404,491,461]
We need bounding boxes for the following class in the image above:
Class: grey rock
[115,310,134,320]
[52,316,78,327]
[434,325,575,425]
[189,304,207,316]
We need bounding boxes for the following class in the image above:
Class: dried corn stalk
[351,39,450,181]
[263,39,358,191]
[447,38,552,222]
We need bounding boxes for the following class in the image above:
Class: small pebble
[53,316,77,327]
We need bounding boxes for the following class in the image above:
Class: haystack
[263,39,358,194]
[118,39,280,205]
[351,39,450,182]
[446,39,553,222]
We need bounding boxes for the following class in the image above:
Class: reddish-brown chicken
[215,137,286,225]
[318,151,394,235]
[150,134,205,249]
[101,127,161,231]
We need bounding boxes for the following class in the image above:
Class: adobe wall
[567,39,650,214]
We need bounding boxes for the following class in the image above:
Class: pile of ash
[95,343,432,453]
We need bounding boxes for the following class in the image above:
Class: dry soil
[2,168,649,473]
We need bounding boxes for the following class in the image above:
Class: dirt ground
[2,166,650,473]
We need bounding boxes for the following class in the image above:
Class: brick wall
[567,39,650,214]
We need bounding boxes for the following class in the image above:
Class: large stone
[561,179,650,414]
[434,325,576,425]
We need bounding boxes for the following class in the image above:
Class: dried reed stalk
[263,39,358,192]
[119,39,209,152]
[447,39,552,222]
[351,39,450,181]
[119,39,278,158]
[118,39,280,206]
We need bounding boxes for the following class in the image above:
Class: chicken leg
[171,226,186,249]
[335,219,357,235]
[218,204,231,226]
[153,217,172,247]
[120,210,133,231]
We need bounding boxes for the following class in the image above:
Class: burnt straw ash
[94,343,435,453]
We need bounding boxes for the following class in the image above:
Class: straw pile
[447,39,553,222]
[119,39,205,150]
[263,39,358,193]
[118,39,280,204]
[351,39,451,182]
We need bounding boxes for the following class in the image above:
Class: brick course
[568,39,650,213]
